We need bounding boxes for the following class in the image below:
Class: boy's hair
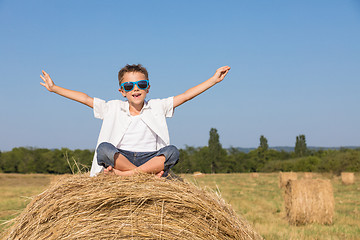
[118,64,149,86]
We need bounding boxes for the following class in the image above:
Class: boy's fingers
[223,66,230,71]
[40,75,49,82]
[217,66,230,74]
[222,68,230,74]
[220,70,229,79]
[42,71,51,79]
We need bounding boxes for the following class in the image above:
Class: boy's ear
[146,85,150,93]
[119,88,127,97]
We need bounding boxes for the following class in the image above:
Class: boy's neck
[129,102,144,116]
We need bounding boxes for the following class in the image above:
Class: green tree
[208,128,226,173]
[256,135,269,168]
[172,146,197,173]
[293,156,321,172]
[259,135,269,151]
[318,149,360,175]
[228,147,256,172]
[227,148,245,172]
[1,148,23,173]
[295,134,307,157]
[194,146,211,173]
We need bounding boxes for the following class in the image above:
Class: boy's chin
[129,97,145,104]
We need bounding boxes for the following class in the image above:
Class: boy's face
[119,72,150,105]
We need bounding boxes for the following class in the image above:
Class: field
[0,172,359,239]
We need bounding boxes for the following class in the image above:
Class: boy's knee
[96,142,111,154]
[167,145,179,159]
[165,145,180,168]
[162,145,180,177]
[96,142,116,168]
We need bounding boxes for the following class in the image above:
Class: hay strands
[3,174,262,240]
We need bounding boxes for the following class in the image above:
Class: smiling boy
[40,64,230,177]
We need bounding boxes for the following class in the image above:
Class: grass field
[0,172,359,239]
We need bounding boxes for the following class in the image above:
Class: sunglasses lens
[123,82,134,91]
[137,80,148,89]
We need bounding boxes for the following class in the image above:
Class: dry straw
[3,174,262,240]
[303,172,313,179]
[279,172,297,189]
[284,179,334,225]
[341,172,355,185]
[250,173,259,178]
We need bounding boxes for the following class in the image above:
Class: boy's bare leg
[114,153,137,171]
[136,155,165,176]
[104,153,165,177]
[104,153,135,174]
[105,166,164,178]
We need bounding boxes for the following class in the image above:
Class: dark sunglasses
[120,80,149,92]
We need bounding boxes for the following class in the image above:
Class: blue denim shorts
[96,142,179,177]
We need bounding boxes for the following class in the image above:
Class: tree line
[1,129,359,175]
[172,130,360,175]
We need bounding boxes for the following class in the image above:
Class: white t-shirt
[90,97,174,176]
[117,115,158,152]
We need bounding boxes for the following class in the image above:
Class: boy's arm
[40,70,94,108]
[173,66,230,109]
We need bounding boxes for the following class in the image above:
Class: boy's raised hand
[173,65,231,108]
[39,70,94,108]
[212,66,231,83]
[40,70,55,92]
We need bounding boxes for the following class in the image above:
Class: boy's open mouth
[132,93,142,98]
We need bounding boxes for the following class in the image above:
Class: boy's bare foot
[104,166,123,175]
[104,166,133,176]
[155,171,164,178]
[104,166,115,175]
[104,166,164,178]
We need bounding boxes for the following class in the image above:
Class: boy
[40,64,230,177]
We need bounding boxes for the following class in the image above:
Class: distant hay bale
[250,173,259,178]
[193,171,204,177]
[304,172,313,179]
[284,179,334,225]
[3,174,262,240]
[341,172,355,185]
[279,172,297,188]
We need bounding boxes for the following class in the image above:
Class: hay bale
[250,173,259,178]
[193,171,204,177]
[284,179,334,225]
[341,172,355,185]
[279,172,297,189]
[3,174,262,240]
[50,174,72,185]
[303,172,313,179]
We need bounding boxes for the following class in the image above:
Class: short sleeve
[93,97,108,120]
[162,96,174,118]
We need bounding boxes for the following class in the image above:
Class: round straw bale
[284,179,334,225]
[341,172,355,185]
[50,174,72,185]
[3,174,262,240]
[279,172,297,189]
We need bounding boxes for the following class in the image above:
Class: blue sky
[0,0,359,151]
